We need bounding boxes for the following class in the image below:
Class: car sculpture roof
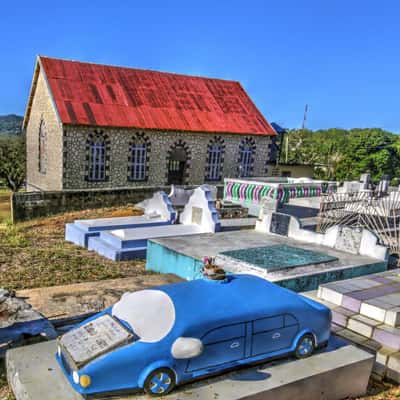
[113,275,311,339]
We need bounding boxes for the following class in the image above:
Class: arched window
[87,132,107,181]
[238,137,256,178]
[38,118,46,174]
[128,133,150,181]
[206,137,225,181]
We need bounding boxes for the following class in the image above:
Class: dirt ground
[0,207,400,399]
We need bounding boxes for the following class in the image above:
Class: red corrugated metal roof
[39,56,276,136]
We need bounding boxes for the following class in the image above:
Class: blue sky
[1,0,399,132]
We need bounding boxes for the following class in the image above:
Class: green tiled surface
[220,244,338,271]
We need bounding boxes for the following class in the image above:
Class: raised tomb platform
[304,269,400,383]
[65,191,176,247]
[6,336,373,400]
[146,206,388,291]
[88,186,221,261]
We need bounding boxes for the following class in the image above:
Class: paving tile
[347,316,377,338]
[378,293,400,307]
[376,346,398,367]
[318,287,343,306]
[360,302,387,323]
[385,307,400,327]
[332,307,357,327]
[363,338,382,352]
[387,352,400,383]
[370,276,394,284]
[336,328,369,346]
[331,323,343,333]
[342,295,362,312]
[373,326,400,350]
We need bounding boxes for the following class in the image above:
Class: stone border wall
[12,186,224,223]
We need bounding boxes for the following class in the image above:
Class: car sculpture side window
[186,322,246,372]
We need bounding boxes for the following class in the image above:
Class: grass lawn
[0,206,400,399]
[0,190,10,224]
[0,205,148,290]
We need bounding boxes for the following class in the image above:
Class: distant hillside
[0,114,23,135]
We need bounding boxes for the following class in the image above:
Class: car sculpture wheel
[295,334,315,359]
[144,368,176,396]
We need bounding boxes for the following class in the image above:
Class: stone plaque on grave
[191,206,203,225]
[270,213,290,236]
[59,314,132,367]
[262,197,279,215]
[334,226,362,255]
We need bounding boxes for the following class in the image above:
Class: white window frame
[89,140,106,181]
[239,144,253,177]
[207,144,223,181]
[130,143,147,181]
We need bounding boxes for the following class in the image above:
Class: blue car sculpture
[56,274,331,397]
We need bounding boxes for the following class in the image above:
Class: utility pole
[302,104,308,130]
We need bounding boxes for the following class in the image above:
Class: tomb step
[373,325,400,351]
[88,237,146,261]
[347,314,383,338]
[65,223,92,248]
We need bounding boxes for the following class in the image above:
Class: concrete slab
[6,338,374,400]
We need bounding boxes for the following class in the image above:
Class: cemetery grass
[0,190,10,224]
[0,206,148,291]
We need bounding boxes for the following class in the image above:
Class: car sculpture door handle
[230,342,240,349]
[272,332,281,340]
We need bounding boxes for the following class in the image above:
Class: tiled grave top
[111,224,204,240]
[220,245,338,272]
[318,270,400,327]
[76,215,165,230]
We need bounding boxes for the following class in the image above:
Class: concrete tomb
[147,209,388,290]
[304,269,400,383]
[65,191,176,247]
[88,186,221,261]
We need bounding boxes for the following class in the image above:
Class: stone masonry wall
[63,126,273,189]
[11,185,224,223]
[25,68,64,191]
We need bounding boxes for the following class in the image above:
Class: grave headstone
[59,314,132,367]
[342,181,361,193]
[168,185,194,206]
[261,197,279,215]
[191,207,203,225]
[376,175,390,195]
[270,213,290,236]
[334,226,362,255]
[360,173,372,190]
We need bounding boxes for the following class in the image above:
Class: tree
[0,135,25,191]
[281,128,400,182]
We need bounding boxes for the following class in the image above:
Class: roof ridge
[38,55,241,85]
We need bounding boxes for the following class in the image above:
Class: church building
[23,56,277,191]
